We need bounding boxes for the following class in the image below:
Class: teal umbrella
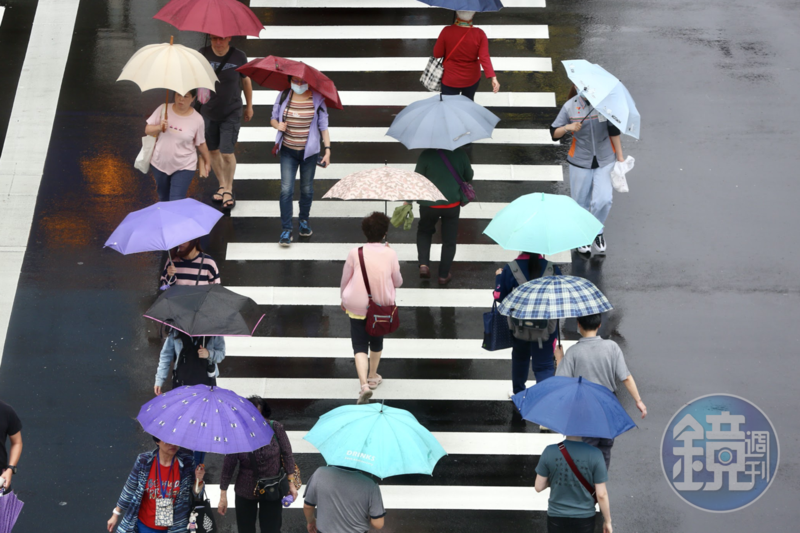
[303,403,447,479]
[483,192,603,254]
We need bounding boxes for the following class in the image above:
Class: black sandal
[212,187,225,203]
[222,191,236,210]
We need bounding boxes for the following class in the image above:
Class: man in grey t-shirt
[555,313,647,470]
[303,466,385,533]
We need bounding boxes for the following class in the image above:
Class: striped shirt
[160,253,221,288]
[282,98,315,149]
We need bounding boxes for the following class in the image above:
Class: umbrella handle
[166,254,177,286]
[579,105,595,125]
[163,89,169,133]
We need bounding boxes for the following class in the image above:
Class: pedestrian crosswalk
[251,90,556,107]
[252,25,549,40]
[232,200,508,219]
[252,0,546,8]
[246,56,553,72]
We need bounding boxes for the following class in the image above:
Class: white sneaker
[577,243,591,254]
[592,234,607,255]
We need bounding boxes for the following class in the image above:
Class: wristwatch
[324,145,331,151]
[5,465,16,475]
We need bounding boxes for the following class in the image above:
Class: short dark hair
[248,396,272,419]
[577,313,602,331]
[152,435,161,444]
[362,212,390,243]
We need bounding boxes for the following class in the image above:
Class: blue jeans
[279,147,317,230]
[152,166,195,202]
[568,162,614,229]
[511,332,556,394]
[136,519,164,533]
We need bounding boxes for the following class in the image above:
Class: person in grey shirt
[555,313,647,470]
[303,466,385,533]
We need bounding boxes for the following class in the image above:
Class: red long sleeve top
[433,25,496,88]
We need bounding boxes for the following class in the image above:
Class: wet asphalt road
[1,0,799,532]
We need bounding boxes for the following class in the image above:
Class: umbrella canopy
[497,275,612,320]
[0,490,24,533]
[386,94,500,150]
[104,199,223,255]
[118,40,219,95]
[562,59,641,139]
[418,0,504,11]
[238,56,343,110]
[304,404,447,479]
[484,192,603,254]
[138,384,275,454]
[512,376,636,439]
[322,166,446,202]
[144,284,264,337]
[154,0,263,38]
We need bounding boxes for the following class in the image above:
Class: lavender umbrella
[0,490,24,533]
[104,199,223,255]
[138,384,274,454]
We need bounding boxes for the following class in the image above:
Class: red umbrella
[154,0,263,38]
[237,55,344,110]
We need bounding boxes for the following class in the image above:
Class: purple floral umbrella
[137,384,274,454]
[0,490,23,533]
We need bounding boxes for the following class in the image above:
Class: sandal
[212,187,225,203]
[357,384,373,405]
[222,191,236,210]
[367,374,383,390]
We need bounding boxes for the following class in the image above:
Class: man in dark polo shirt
[0,400,22,490]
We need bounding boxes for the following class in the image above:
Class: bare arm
[1,432,21,489]
[552,123,581,139]
[596,482,612,533]
[197,143,211,177]
[145,123,163,136]
[534,474,550,493]
[610,135,624,161]
[304,504,318,533]
[622,375,647,418]
[320,129,331,167]
[370,517,385,530]
[242,77,254,122]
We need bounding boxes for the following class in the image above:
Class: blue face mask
[291,82,308,95]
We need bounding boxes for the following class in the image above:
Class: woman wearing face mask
[270,75,331,247]
[159,238,221,289]
[145,90,211,202]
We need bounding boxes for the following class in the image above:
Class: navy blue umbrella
[512,376,636,439]
[418,0,504,12]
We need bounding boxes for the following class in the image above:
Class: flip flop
[367,374,383,390]
[222,191,236,210]
[212,187,225,203]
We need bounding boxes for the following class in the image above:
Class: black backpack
[506,260,557,348]
[172,332,216,389]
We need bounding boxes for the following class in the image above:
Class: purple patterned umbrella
[0,490,24,533]
[104,199,223,255]
[137,385,274,454]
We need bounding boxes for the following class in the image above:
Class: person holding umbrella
[107,437,206,533]
[433,10,500,100]
[271,75,332,246]
[145,89,211,202]
[159,238,221,289]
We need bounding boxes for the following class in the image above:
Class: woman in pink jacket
[340,212,403,404]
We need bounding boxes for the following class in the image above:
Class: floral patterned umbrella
[322,166,446,202]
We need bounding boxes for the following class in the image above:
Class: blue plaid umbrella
[497,275,612,320]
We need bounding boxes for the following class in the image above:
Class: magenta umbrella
[154,0,263,38]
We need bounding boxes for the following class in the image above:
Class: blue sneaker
[299,220,313,237]
[279,230,292,247]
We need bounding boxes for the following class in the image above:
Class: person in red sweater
[433,10,500,100]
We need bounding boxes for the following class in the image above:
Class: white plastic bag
[134,135,157,174]
[611,155,635,193]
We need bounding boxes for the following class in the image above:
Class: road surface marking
[250,90,556,107]
[246,56,552,72]
[251,25,548,40]
[251,0,546,7]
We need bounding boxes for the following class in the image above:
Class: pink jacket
[340,243,403,317]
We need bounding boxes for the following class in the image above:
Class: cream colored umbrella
[118,36,218,129]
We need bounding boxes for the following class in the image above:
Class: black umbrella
[144,285,264,337]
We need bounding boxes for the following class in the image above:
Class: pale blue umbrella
[562,59,641,139]
[484,193,603,254]
[386,94,500,150]
[304,403,447,479]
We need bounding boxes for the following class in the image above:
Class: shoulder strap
[558,442,597,504]
[542,261,554,278]
[214,47,236,76]
[437,150,465,186]
[444,29,471,64]
[195,254,206,285]
[357,247,373,299]
[508,261,528,286]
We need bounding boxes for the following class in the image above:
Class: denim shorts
[203,109,242,153]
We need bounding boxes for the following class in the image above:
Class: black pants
[441,79,481,101]
[235,494,283,533]
[350,317,384,354]
[582,437,614,471]
[417,205,461,277]
[547,515,596,533]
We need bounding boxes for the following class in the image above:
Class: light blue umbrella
[303,403,447,479]
[562,59,641,139]
[386,94,500,150]
[497,275,612,320]
[483,192,603,254]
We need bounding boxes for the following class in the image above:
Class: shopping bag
[482,300,513,351]
[134,135,157,174]
[611,155,634,193]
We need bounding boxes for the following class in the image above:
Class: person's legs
[367,335,384,387]
[416,205,439,269]
[297,152,318,229]
[547,515,596,533]
[582,437,614,470]
[530,331,557,383]
[459,79,481,101]
[218,111,242,202]
[568,164,593,211]
[511,337,533,394]
[590,162,614,227]
[438,206,461,277]
[257,498,283,533]
[234,494,259,533]
[168,169,195,201]
[351,318,373,402]
[279,149,302,230]
[151,167,171,202]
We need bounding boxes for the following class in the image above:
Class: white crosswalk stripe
[251,0,546,8]
[246,56,553,72]
[251,90,556,107]
[228,286,493,308]
[233,200,508,219]
[251,25,548,40]
[226,337,576,359]
[239,126,558,145]
[234,163,563,181]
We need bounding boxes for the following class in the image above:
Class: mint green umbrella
[303,403,447,479]
[484,193,602,254]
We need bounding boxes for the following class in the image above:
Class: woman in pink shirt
[340,213,403,404]
[145,90,211,201]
